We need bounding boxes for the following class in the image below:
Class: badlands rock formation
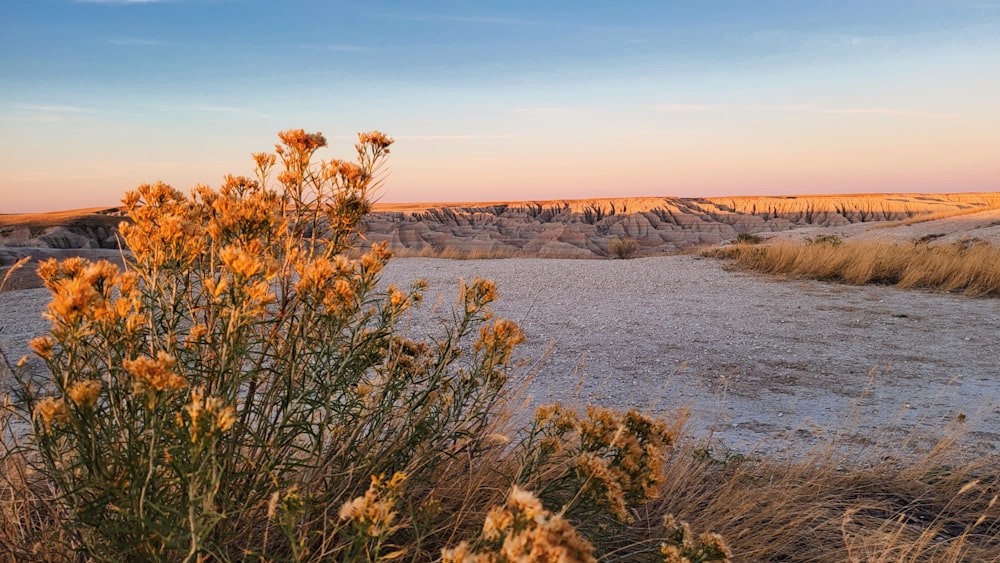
[2,193,999,285]
[363,193,1000,257]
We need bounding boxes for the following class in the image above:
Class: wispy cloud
[781,103,962,119]
[17,104,95,113]
[395,134,514,141]
[653,104,718,112]
[512,106,576,115]
[298,43,368,52]
[198,105,272,119]
[386,13,540,26]
[821,107,960,120]
[2,104,96,123]
[108,37,163,46]
[0,115,64,123]
[439,15,537,25]
[781,103,821,111]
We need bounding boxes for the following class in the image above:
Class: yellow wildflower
[215,405,236,433]
[357,130,394,151]
[277,128,327,152]
[388,287,407,308]
[220,245,266,279]
[482,506,513,541]
[30,336,57,361]
[474,319,525,364]
[67,379,101,408]
[123,351,186,393]
[184,386,236,442]
[46,277,99,323]
[36,396,68,431]
[507,485,546,523]
[339,472,407,537]
[252,151,276,171]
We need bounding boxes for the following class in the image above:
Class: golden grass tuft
[709,239,1000,297]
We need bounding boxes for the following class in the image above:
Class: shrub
[609,237,640,259]
[3,129,727,561]
[733,233,763,245]
[804,233,843,246]
[7,129,533,560]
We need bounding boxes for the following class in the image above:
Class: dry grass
[647,432,1000,562]
[5,407,999,561]
[709,240,1000,297]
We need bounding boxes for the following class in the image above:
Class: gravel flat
[379,256,1000,459]
[4,255,999,459]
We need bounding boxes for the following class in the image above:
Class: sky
[2,1,999,213]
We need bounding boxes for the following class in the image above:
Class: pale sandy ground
[3,253,999,462]
[374,257,1000,460]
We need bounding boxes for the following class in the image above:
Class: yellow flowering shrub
[516,403,678,528]
[8,127,729,561]
[12,129,528,560]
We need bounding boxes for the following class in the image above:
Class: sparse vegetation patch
[609,237,640,259]
[733,233,763,245]
[709,239,1000,296]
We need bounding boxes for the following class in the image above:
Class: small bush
[804,233,843,246]
[733,233,763,245]
[1,129,721,561]
[5,129,533,559]
[609,237,640,259]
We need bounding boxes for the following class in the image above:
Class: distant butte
[363,193,1000,258]
[2,193,1000,289]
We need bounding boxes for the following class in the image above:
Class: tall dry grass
[710,239,1000,296]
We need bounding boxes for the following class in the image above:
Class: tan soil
[375,256,999,460]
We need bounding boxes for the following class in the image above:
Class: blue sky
[2,1,999,212]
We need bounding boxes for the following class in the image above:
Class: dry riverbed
[3,255,998,461]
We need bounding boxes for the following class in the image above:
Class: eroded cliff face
[3,194,999,262]
[361,193,1000,257]
[0,208,124,250]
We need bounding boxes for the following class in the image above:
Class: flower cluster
[67,379,102,409]
[338,472,407,538]
[120,182,208,269]
[660,514,732,563]
[525,403,676,524]
[442,486,596,563]
[36,257,141,333]
[123,351,186,393]
[474,319,525,366]
[182,386,236,443]
[461,278,498,315]
[35,396,68,431]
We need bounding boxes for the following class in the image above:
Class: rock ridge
[3,193,999,265]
